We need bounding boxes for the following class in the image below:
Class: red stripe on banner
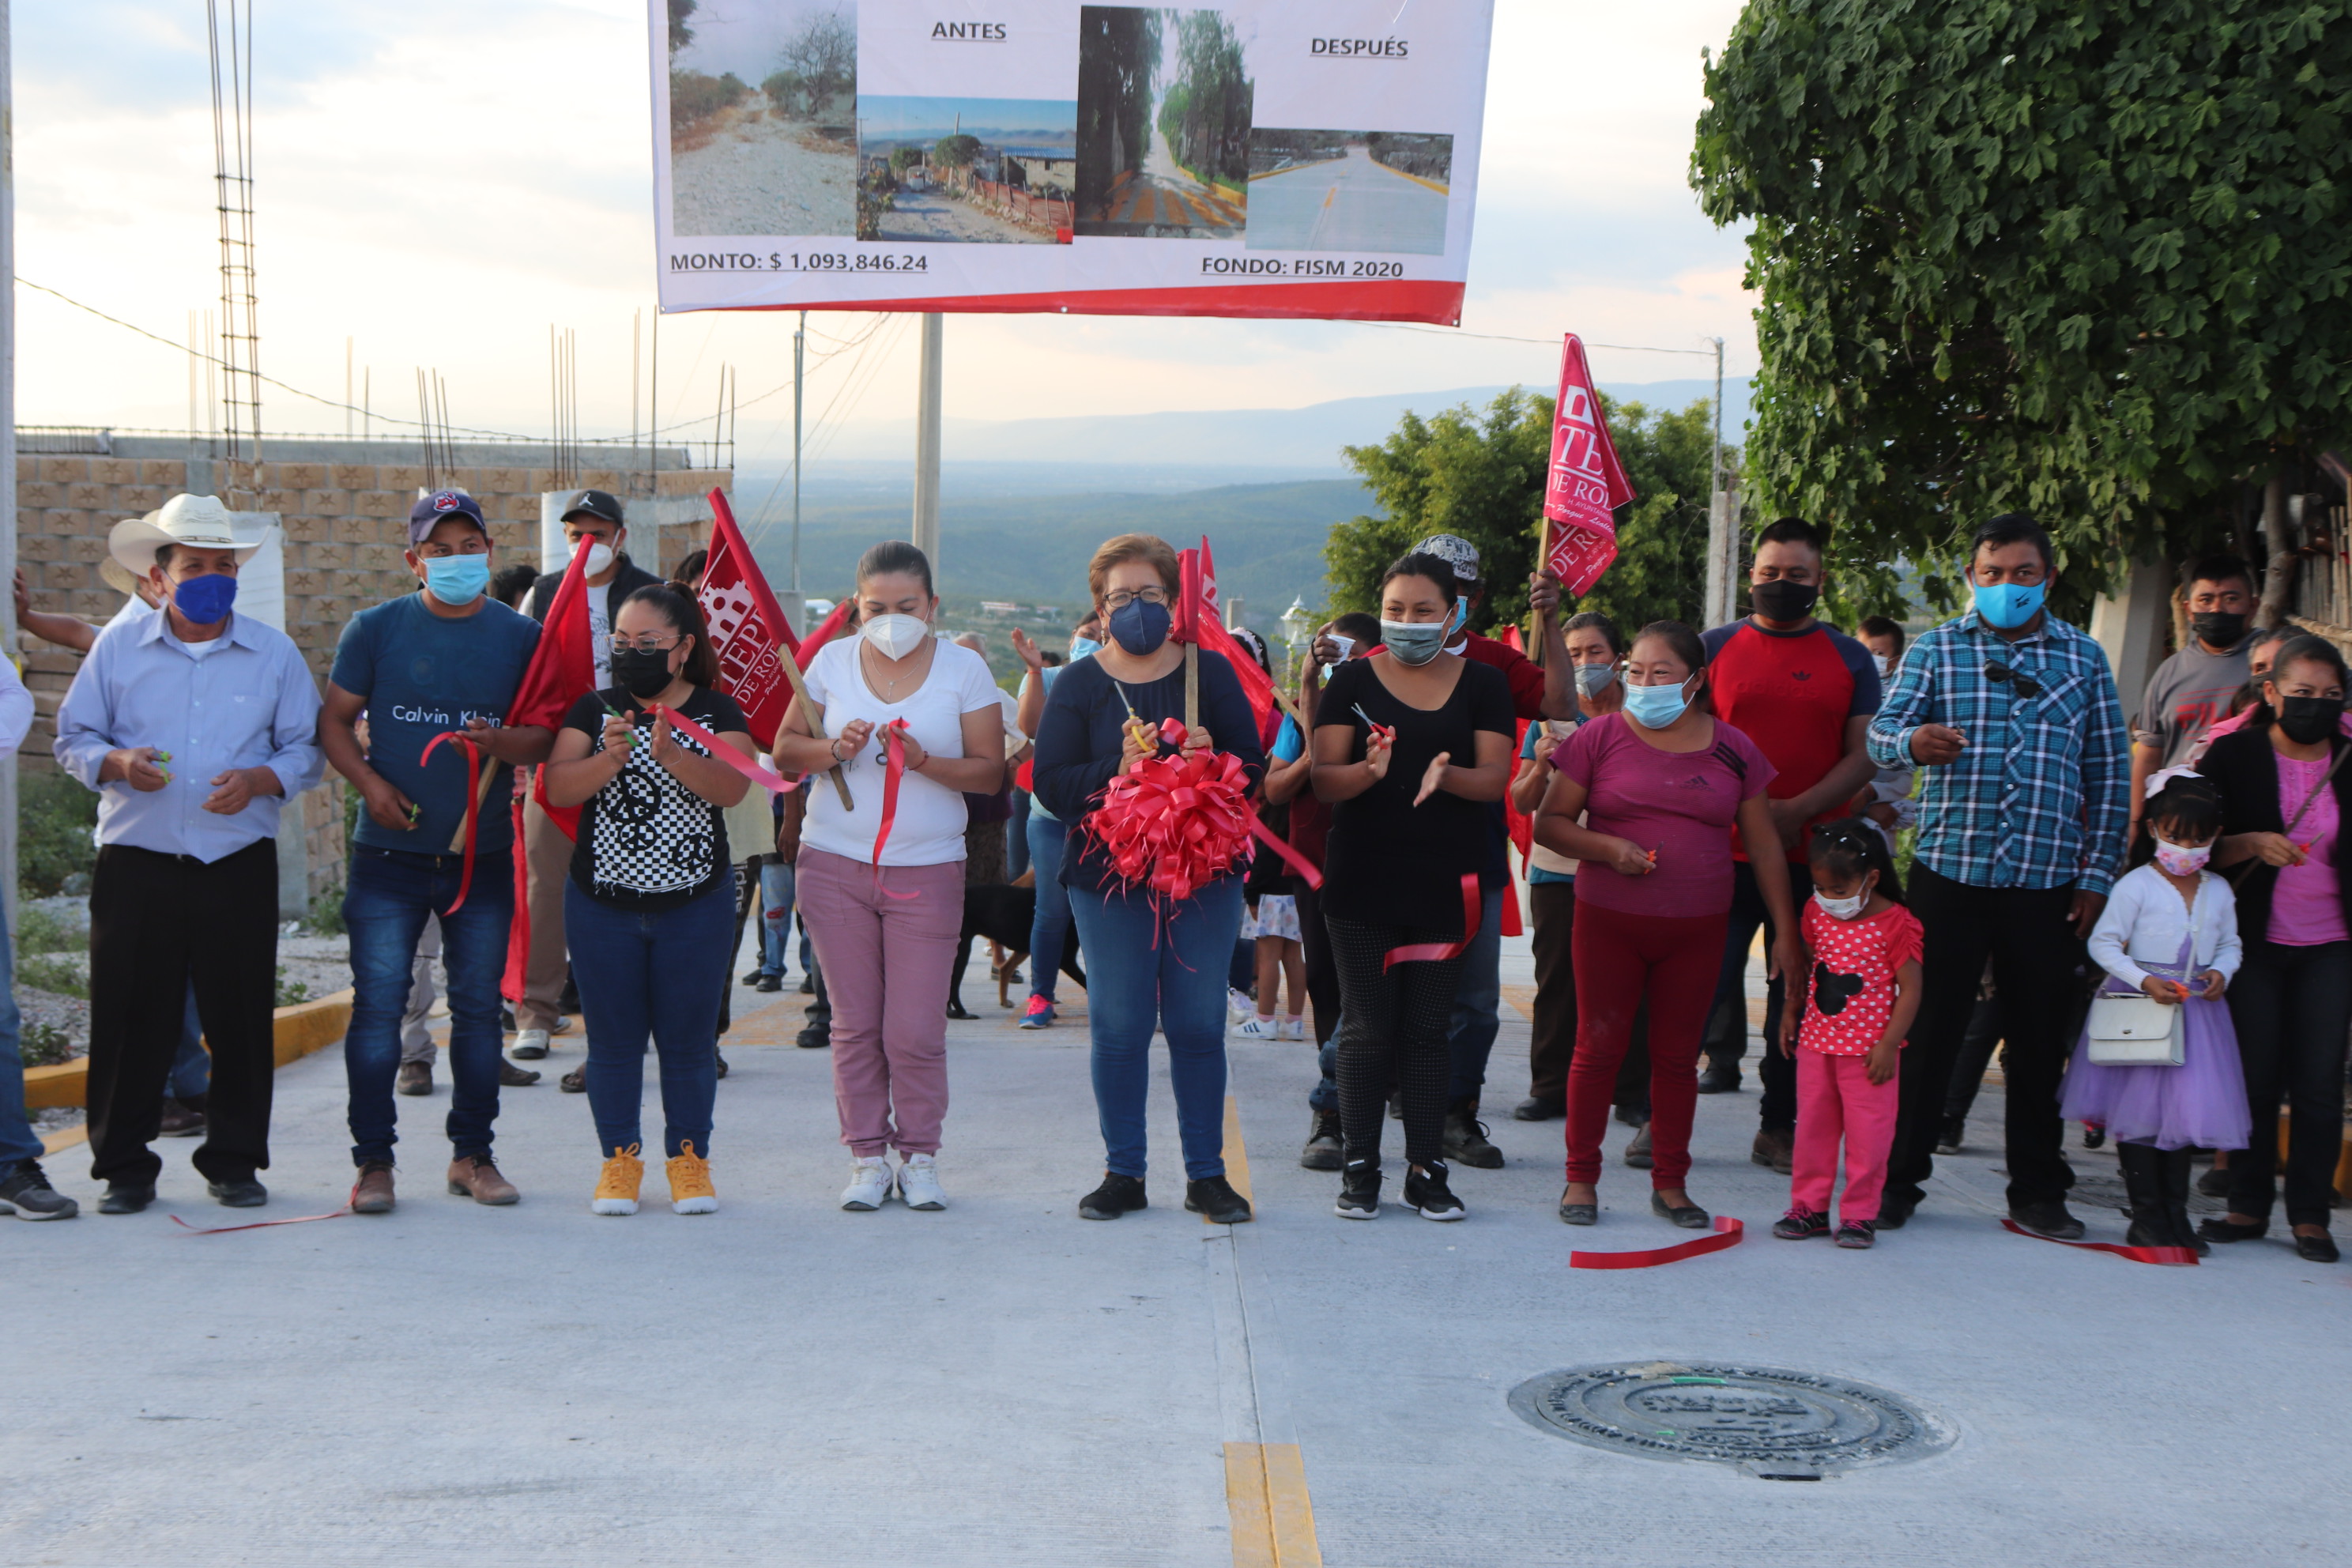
[1570,1216,1745,1270]
[1385,873,1481,971]
[173,1204,352,1235]
[678,278,1466,326]
[2000,1218,2199,1266]
[417,732,483,914]
[1250,813,1324,889]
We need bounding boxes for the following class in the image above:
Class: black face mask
[1750,579,1819,623]
[609,646,676,699]
[2191,611,2247,649]
[2276,693,2344,746]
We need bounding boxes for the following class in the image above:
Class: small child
[1775,820,1923,1249]
[2062,770,2248,1255]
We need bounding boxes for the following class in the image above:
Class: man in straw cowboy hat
[54,493,323,1214]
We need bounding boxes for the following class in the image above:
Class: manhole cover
[1509,1363,1954,1478]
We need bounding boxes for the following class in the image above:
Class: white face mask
[1874,654,1895,680]
[571,537,616,577]
[1815,888,1868,921]
[861,612,930,660]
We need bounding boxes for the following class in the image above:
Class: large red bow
[1084,742,1256,905]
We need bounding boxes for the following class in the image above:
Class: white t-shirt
[586,590,612,685]
[800,636,1003,867]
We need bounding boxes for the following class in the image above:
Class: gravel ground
[874,186,1054,244]
[673,110,855,236]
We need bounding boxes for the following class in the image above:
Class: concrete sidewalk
[4,934,2347,1566]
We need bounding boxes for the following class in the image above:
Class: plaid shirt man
[1866,608,2131,896]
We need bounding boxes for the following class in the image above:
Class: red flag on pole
[698,489,796,748]
[1541,334,1637,595]
[1177,537,1279,742]
[499,541,597,1002]
[793,595,853,672]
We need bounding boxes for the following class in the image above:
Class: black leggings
[1327,915,1466,1167]
[2225,937,2352,1228]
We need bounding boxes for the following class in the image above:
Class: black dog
[949,882,1085,1020]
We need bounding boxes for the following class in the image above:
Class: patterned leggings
[1327,915,1468,1168]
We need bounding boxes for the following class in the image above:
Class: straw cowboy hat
[107,494,260,584]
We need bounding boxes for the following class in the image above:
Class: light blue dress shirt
[54,609,325,862]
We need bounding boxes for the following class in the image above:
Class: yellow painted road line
[1210,1095,1254,1222]
[1225,1442,1321,1568]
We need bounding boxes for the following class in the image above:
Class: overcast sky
[10,0,1754,466]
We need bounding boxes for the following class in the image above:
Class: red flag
[1172,548,1204,645]
[795,595,852,671]
[1198,536,1223,618]
[697,489,795,748]
[499,543,596,1002]
[1541,334,1636,596]
[1175,537,1279,743]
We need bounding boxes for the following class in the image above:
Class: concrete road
[4,933,2347,1565]
[1244,146,1449,256]
[1078,125,1242,239]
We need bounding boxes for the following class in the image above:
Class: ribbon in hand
[417,731,484,914]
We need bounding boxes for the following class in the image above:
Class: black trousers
[1528,880,1650,1112]
[1702,859,1807,1131]
[1327,915,1466,1167]
[85,840,280,1187]
[1294,880,1342,1047]
[1890,864,2081,1212]
[2224,937,2352,1228]
[1943,989,2003,1121]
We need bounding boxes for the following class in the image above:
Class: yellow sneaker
[667,1142,718,1215]
[592,1145,644,1216]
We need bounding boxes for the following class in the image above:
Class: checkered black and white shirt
[1865,609,2130,896]
[561,685,748,910]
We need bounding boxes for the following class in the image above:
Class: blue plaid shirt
[1866,609,2130,896]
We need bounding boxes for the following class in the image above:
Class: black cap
[561,488,624,527]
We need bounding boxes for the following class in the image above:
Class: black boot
[1442,1097,1504,1169]
[2160,1146,2208,1257]
[2116,1142,2171,1250]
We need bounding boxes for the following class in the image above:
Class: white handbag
[2085,993,2186,1067]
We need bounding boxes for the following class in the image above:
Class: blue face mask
[1069,635,1102,662]
[1379,620,1447,666]
[1447,597,1468,636]
[1574,663,1618,699]
[1973,580,2046,630]
[173,572,238,626]
[1108,598,1171,656]
[1622,677,1692,730]
[423,553,491,606]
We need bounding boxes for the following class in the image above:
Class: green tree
[668,0,695,55]
[1076,7,1161,208]
[1693,0,2352,621]
[1325,390,1721,635]
[1164,11,1252,188]
[933,134,982,168]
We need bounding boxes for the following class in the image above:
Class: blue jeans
[1025,815,1074,1002]
[0,903,40,1172]
[1067,876,1242,1180]
[342,846,515,1167]
[1443,891,1506,1102]
[566,879,731,1159]
[757,858,797,978]
[1310,1012,1345,1114]
[170,983,209,1099]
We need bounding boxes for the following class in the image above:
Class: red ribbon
[2000,1217,2199,1266]
[1569,1216,1745,1270]
[1384,873,1481,971]
[874,718,910,867]
[417,731,484,914]
[1083,744,1256,905]
[644,703,788,794]
[1249,812,1324,890]
[172,1203,353,1235]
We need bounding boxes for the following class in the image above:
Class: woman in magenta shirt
[1535,620,1803,1229]
[2199,633,2352,1263]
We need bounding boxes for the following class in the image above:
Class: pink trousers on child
[1792,1048,1901,1223]
[797,847,966,1158]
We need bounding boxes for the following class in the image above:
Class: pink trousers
[1791,1048,1901,1223]
[797,847,965,1158]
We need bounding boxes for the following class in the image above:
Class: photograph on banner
[857,96,1076,243]
[1243,130,1450,254]
[1074,6,1253,239]
[666,0,858,238]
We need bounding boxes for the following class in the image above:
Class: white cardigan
[2086,862,2243,992]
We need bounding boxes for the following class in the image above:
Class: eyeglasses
[1983,659,2041,698]
[1102,586,1170,610]
[606,634,681,654]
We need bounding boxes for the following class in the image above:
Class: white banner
[651,0,1495,323]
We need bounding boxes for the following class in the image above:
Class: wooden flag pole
[1184,643,1199,733]
[775,648,858,811]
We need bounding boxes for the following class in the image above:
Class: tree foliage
[780,9,855,114]
[1159,12,1253,188]
[668,0,695,55]
[933,134,983,168]
[1076,7,1161,206]
[1325,390,1721,637]
[1692,0,2352,620]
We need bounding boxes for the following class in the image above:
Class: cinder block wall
[14,449,730,902]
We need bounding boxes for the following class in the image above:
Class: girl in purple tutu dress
[2065,771,2250,1254]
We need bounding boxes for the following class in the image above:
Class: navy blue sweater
[1033,648,1268,894]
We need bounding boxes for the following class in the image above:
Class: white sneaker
[1227,988,1256,1020]
[1280,1016,1307,1042]
[1236,1014,1282,1039]
[511,1028,551,1060]
[897,1153,947,1211]
[840,1155,892,1211]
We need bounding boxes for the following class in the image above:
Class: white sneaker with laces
[1236,1014,1282,1039]
[1227,988,1256,1020]
[840,1155,892,1211]
[897,1153,947,1211]
[1280,1016,1307,1042]
[511,1028,551,1060]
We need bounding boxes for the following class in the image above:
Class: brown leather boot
[351,1161,396,1214]
[446,1153,519,1205]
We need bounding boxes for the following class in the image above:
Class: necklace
[863,641,927,697]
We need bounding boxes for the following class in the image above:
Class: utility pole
[912,313,943,578]
[1703,336,1740,629]
[1,0,18,925]
[792,312,805,591]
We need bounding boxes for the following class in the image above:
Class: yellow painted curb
[21,989,355,1114]
[1380,163,1449,195]
[1225,1442,1321,1567]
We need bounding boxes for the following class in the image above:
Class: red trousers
[1791,1048,1900,1223]
[1565,899,1726,1187]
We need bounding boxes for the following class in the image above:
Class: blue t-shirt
[1272,714,1304,763]
[330,594,542,856]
